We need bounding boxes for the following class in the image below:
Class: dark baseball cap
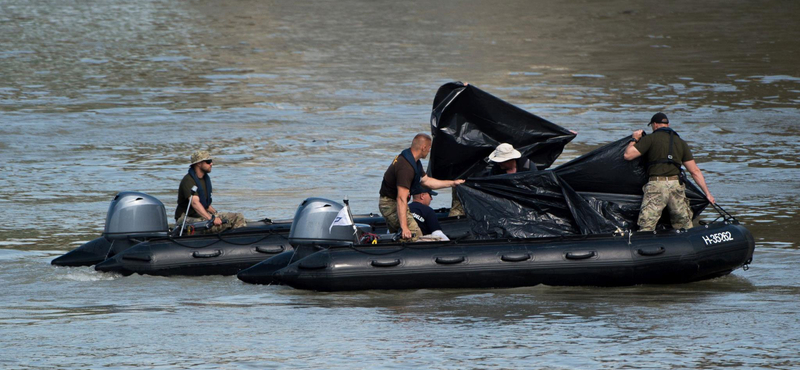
[412,187,438,196]
[648,112,669,126]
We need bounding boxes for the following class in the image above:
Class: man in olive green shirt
[623,113,715,231]
[175,150,246,234]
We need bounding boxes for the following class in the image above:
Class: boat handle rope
[346,244,408,256]
[346,237,458,256]
[703,202,738,224]
[166,230,278,249]
[106,237,143,259]
[215,231,285,246]
[104,239,116,260]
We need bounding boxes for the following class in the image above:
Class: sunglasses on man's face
[204,159,213,164]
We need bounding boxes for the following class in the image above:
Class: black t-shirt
[379,154,416,199]
[408,201,442,235]
[634,130,694,176]
[175,173,209,220]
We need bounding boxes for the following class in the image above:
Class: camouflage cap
[190,150,212,165]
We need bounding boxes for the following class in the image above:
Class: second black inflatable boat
[63,192,458,277]
[93,230,295,276]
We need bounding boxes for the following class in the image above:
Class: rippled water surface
[2,1,799,368]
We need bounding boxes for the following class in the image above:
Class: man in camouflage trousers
[175,150,246,235]
[623,113,716,232]
[637,179,694,231]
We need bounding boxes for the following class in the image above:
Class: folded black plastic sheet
[554,137,647,195]
[554,136,710,219]
[457,137,712,239]
[456,171,626,238]
[428,82,576,180]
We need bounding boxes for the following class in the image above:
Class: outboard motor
[104,192,169,240]
[236,197,363,285]
[289,197,359,247]
[52,191,169,267]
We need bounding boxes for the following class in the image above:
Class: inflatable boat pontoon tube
[271,222,754,291]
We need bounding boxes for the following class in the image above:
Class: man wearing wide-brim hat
[448,143,531,217]
[487,143,533,175]
[623,112,715,232]
[174,150,246,234]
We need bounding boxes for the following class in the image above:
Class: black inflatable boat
[238,197,754,291]
[272,222,754,291]
[53,192,455,276]
[93,229,295,276]
[51,192,292,268]
[239,83,755,290]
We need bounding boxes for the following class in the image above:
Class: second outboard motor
[237,197,361,285]
[289,197,359,246]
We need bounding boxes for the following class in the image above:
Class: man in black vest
[379,134,464,241]
[175,150,246,234]
[623,113,715,231]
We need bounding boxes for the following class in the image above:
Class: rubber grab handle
[192,250,222,258]
[256,245,285,254]
[371,259,401,267]
[565,251,596,260]
[122,253,152,262]
[637,246,666,256]
[435,256,466,265]
[501,253,531,262]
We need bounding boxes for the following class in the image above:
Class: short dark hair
[411,133,432,150]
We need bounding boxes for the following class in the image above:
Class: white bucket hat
[488,143,522,163]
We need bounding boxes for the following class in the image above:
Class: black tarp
[427,82,576,180]
[554,136,710,221]
[457,171,627,238]
[456,138,711,238]
[430,82,711,238]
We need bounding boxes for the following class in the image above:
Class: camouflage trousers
[176,212,247,235]
[448,192,465,217]
[637,180,693,232]
[378,197,420,242]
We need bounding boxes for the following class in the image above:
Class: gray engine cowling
[103,192,169,240]
[289,198,359,245]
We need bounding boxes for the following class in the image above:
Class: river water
[2,1,799,368]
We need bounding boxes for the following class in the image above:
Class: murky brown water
[2,1,799,368]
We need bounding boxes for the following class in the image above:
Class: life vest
[646,127,683,170]
[646,127,686,183]
[399,148,425,196]
[188,169,212,209]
